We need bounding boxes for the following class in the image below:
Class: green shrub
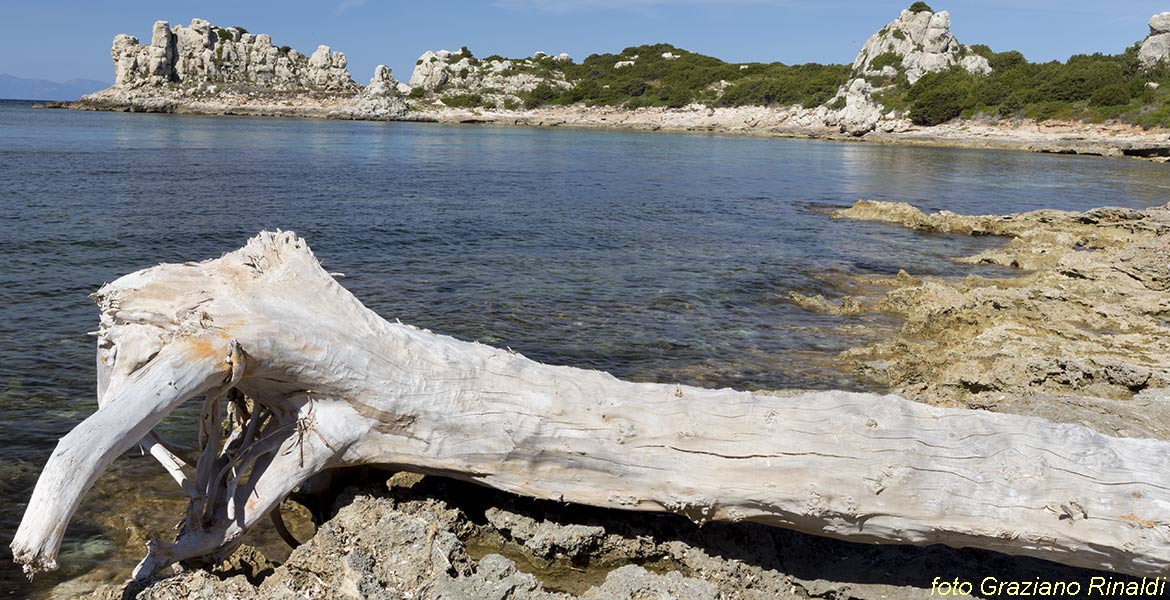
[1090,84,1130,106]
[909,2,933,13]
[910,87,965,125]
[997,91,1026,117]
[892,29,907,41]
[278,46,291,55]
[907,69,974,125]
[443,93,483,108]
[409,87,426,98]
[216,28,234,42]
[523,83,560,107]
[1025,101,1076,122]
[869,52,902,71]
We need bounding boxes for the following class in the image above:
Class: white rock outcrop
[110,19,358,93]
[405,48,573,105]
[852,9,989,84]
[826,7,991,136]
[341,65,408,119]
[1139,12,1170,67]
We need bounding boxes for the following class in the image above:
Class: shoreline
[59,200,1170,600]
[40,97,1170,159]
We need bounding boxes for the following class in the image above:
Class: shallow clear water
[1,99,1168,595]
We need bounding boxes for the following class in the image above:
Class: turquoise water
[1,99,1169,595]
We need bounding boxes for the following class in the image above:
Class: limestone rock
[407,50,450,89]
[484,507,606,559]
[825,7,991,135]
[852,9,989,84]
[1150,11,1170,34]
[338,64,408,119]
[406,48,573,107]
[103,18,359,94]
[1139,12,1170,66]
[826,78,887,136]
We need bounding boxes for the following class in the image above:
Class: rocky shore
[812,200,1170,438]
[50,94,1170,159]
[51,200,1170,600]
[79,471,1158,600]
[401,104,1170,159]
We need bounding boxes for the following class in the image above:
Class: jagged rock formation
[1139,12,1170,67]
[79,18,410,120]
[852,9,990,84]
[826,7,991,136]
[406,49,572,107]
[111,19,358,93]
[336,65,408,119]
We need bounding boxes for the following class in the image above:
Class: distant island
[0,74,108,101]
[48,3,1170,158]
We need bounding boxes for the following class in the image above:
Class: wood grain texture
[11,232,1170,579]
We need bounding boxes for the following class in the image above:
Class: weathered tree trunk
[11,232,1170,579]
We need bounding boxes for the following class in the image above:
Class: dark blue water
[2,99,1168,595]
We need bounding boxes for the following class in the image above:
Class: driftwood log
[11,232,1170,580]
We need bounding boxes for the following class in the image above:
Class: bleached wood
[10,231,1170,580]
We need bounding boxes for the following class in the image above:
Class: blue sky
[1,1,1166,84]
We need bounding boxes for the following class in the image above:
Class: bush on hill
[411,37,1170,128]
[879,44,1170,127]
[498,43,847,109]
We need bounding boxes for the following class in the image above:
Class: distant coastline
[31,5,1170,158]
[36,97,1170,160]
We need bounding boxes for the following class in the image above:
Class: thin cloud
[335,0,368,15]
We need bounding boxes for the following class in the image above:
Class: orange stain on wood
[1121,513,1157,528]
[184,338,221,362]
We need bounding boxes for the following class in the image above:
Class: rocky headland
[71,18,405,120]
[49,8,1170,158]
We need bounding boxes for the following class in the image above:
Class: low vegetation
[887,45,1170,127]
[413,5,1170,129]
[505,43,849,109]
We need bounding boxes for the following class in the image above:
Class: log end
[10,540,59,579]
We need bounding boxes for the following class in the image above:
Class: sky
[1,1,1166,85]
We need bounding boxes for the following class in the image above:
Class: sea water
[1,99,1168,595]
